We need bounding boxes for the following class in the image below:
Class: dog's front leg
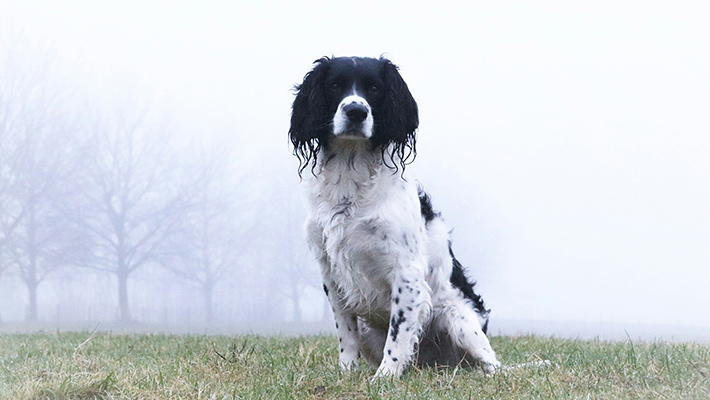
[307,220,360,369]
[374,261,432,378]
[322,277,360,370]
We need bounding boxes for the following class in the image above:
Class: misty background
[1,2,708,341]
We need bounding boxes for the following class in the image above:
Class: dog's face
[290,56,418,173]
[326,57,383,139]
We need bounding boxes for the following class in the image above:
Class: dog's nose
[343,103,368,123]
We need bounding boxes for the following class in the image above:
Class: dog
[289,56,500,377]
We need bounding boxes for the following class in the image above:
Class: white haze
[1,1,709,338]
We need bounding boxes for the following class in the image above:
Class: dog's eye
[369,85,379,94]
[329,82,341,91]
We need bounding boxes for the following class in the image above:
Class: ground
[0,332,708,399]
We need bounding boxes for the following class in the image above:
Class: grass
[0,332,708,399]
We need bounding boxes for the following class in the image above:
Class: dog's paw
[372,362,404,380]
[468,337,501,374]
[480,359,502,375]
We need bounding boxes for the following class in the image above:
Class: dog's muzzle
[333,95,374,138]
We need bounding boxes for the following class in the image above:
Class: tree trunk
[203,281,214,325]
[0,274,3,323]
[117,269,131,323]
[26,278,38,321]
[26,204,39,322]
[291,279,302,322]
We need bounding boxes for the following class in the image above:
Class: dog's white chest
[306,154,425,316]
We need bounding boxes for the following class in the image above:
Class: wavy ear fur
[290,57,332,175]
[290,56,419,174]
[373,58,419,170]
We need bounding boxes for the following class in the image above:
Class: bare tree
[0,36,27,322]
[157,144,251,324]
[0,44,12,323]
[77,95,188,323]
[0,36,88,321]
[254,165,320,322]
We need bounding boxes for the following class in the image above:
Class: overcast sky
[2,1,709,330]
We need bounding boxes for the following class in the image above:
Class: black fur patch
[390,309,406,342]
[417,187,440,223]
[449,244,491,334]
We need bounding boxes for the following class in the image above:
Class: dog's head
[290,56,419,175]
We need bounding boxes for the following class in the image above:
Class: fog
[1,2,709,341]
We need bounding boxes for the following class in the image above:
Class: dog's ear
[375,58,419,147]
[290,57,332,173]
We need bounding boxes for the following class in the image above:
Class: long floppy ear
[374,58,419,168]
[290,57,332,174]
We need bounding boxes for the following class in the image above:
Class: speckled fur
[292,56,500,378]
[304,139,500,377]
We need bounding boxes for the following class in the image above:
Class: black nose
[343,103,368,123]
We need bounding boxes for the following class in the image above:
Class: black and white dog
[289,56,500,377]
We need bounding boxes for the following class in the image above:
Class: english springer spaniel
[289,56,500,377]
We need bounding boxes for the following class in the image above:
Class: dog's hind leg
[357,321,387,368]
[434,294,501,373]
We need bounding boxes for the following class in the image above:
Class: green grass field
[0,332,708,399]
